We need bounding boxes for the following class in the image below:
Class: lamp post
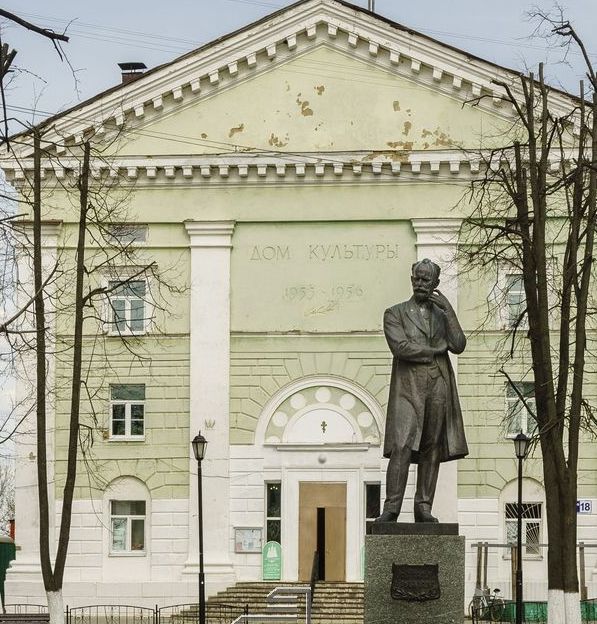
[513,431,530,624]
[192,432,208,624]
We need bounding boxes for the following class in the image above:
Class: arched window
[256,376,383,447]
[104,476,151,555]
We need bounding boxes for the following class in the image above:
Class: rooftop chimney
[118,62,147,84]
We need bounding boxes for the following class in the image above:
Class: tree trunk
[46,590,65,624]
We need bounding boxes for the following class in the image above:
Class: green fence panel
[581,599,597,622]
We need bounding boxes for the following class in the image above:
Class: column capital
[184,220,235,248]
[411,218,461,247]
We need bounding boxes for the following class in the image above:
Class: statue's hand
[429,289,452,312]
[432,340,448,355]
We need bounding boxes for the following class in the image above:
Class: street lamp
[192,432,208,624]
[513,431,530,624]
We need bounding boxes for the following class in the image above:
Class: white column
[411,218,462,524]
[6,222,60,598]
[183,221,236,593]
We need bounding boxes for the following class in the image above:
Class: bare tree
[0,461,14,536]
[0,10,69,147]
[459,15,596,624]
[1,123,183,623]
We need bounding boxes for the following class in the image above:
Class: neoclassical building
[3,0,597,608]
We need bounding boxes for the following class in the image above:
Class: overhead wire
[6,6,596,62]
[4,103,489,189]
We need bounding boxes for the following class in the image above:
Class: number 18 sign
[577,500,593,514]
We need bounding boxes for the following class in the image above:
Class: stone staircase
[208,581,364,624]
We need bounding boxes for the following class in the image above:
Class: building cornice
[3,150,573,187]
[3,0,579,162]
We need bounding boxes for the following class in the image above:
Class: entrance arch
[255,375,383,447]
[254,376,385,582]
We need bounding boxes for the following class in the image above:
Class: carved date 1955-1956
[283,284,364,302]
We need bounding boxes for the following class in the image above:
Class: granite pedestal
[364,523,465,624]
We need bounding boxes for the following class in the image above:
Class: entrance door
[298,482,346,582]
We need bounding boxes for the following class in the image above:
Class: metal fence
[470,598,597,623]
[3,607,48,615]
[471,542,597,602]
[0,604,249,624]
[158,603,249,624]
[66,606,156,624]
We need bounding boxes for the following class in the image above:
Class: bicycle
[468,588,505,622]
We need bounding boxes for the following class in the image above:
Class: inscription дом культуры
[249,243,400,262]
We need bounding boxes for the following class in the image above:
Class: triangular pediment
[114,43,512,157]
[5,0,578,162]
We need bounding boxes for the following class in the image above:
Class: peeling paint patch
[393,100,401,111]
[421,127,455,147]
[365,150,409,163]
[315,85,325,95]
[200,133,208,139]
[406,108,412,116]
[296,96,314,116]
[387,140,413,150]
[269,132,289,147]
[228,123,245,138]
[403,121,412,136]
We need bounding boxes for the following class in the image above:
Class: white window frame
[504,273,526,329]
[364,482,381,524]
[505,382,536,438]
[110,500,146,555]
[265,482,282,544]
[106,278,149,336]
[107,223,148,245]
[504,501,543,560]
[109,384,145,440]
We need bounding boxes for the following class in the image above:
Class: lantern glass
[192,432,207,461]
[513,431,530,460]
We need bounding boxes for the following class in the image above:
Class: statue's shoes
[374,511,398,523]
[414,509,439,523]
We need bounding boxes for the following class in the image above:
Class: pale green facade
[5,0,597,606]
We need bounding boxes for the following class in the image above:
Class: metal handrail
[309,551,319,607]
[231,587,311,624]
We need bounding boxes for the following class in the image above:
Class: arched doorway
[255,375,384,582]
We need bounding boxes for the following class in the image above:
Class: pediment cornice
[6,0,579,160]
[4,149,572,187]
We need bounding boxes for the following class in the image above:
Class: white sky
[3,0,597,130]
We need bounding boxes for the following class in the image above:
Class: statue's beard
[413,290,430,303]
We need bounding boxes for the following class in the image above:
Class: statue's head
[411,259,440,303]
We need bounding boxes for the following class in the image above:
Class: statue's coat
[383,296,469,463]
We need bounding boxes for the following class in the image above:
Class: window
[108,279,147,335]
[505,502,542,557]
[265,482,281,543]
[108,224,148,244]
[365,483,381,523]
[505,273,526,328]
[110,384,145,439]
[505,382,536,438]
[110,500,146,553]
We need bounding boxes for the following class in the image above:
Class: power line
[4,102,486,189]
[8,6,596,62]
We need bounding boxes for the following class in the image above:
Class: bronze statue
[376,259,468,523]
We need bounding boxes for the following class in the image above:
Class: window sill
[107,436,146,442]
[109,551,146,557]
[106,331,148,337]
